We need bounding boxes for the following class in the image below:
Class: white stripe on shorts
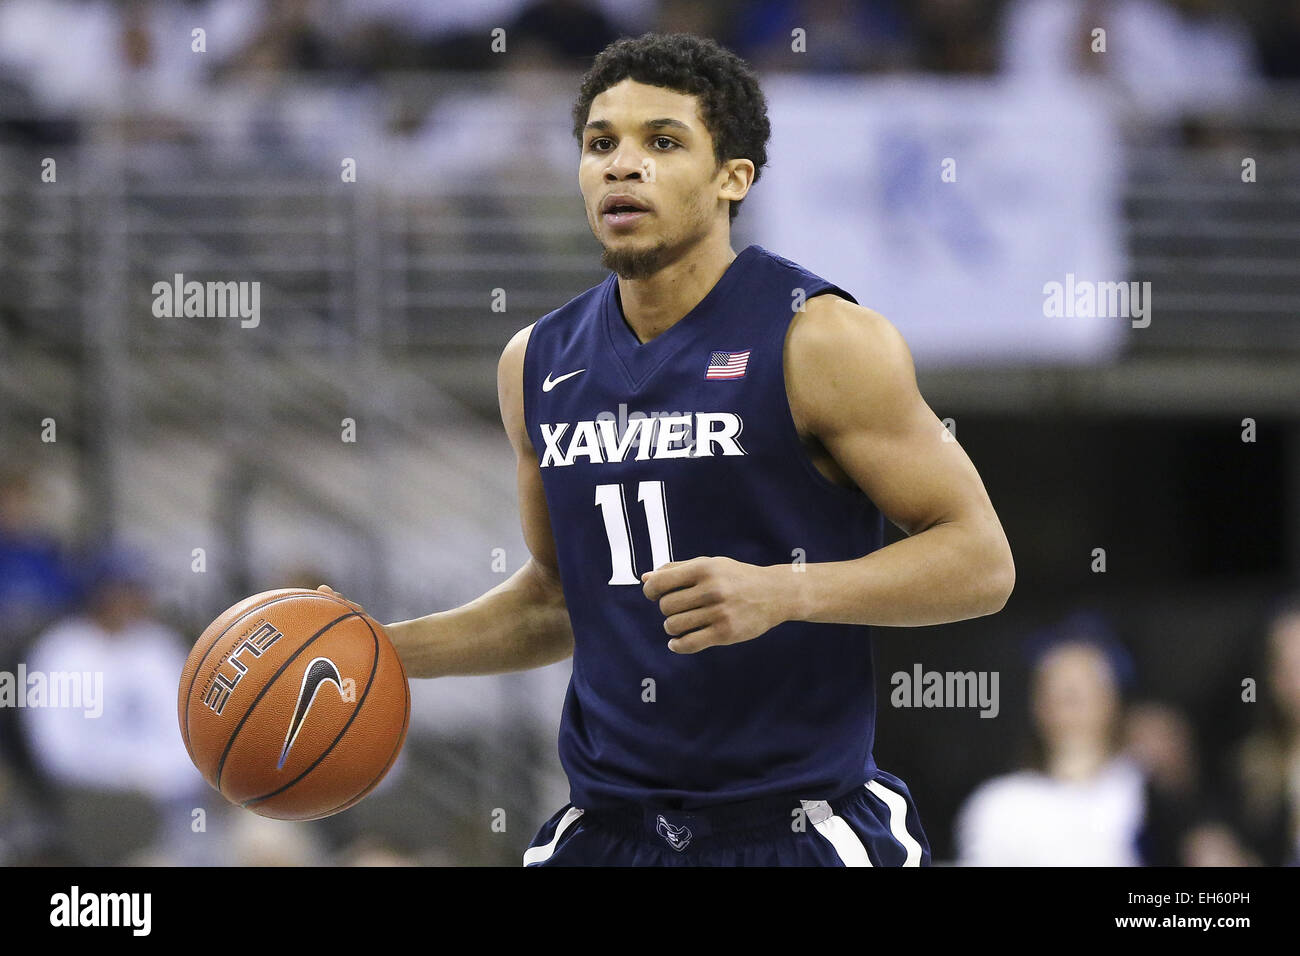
[813,812,874,866]
[802,798,872,866]
[806,780,924,867]
[523,806,585,866]
[866,779,923,867]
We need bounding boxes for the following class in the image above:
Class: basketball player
[324,33,1014,866]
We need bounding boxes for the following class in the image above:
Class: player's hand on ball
[317,584,367,617]
[641,556,785,654]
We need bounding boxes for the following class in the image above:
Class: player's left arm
[642,295,1014,653]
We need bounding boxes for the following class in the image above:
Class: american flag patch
[705,349,751,380]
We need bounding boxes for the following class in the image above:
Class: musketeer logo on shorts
[891,664,999,718]
[655,815,693,852]
[539,412,746,467]
[50,886,151,937]
[278,657,348,768]
[202,620,283,715]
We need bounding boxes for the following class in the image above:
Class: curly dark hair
[572,33,770,223]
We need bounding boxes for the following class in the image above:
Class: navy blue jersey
[522,243,885,810]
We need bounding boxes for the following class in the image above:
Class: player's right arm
[323,324,573,679]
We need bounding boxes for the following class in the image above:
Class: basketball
[178,588,410,821]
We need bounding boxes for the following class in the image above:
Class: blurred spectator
[338,0,529,39]
[1230,597,1300,866]
[0,0,219,114]
[1124,700,1199,864]
[228,813,328,866]
[0,468,79,858]
[1249,0,1300,79]
[327,0,503,72]
[18,545,204,863]
[956,628,1148,865]
[0,467,81,857]
[0,469,79,640]
[724,0,917,73]
[507,0,625,68]
[956,614,1253,865]
[1124,700,1255,865]
[657,0,730,39]
[1180,820,1257,866]
[912,0,999,73]
[1000,0,1260,116]
[338,834,420,866]
[218,0,343,76]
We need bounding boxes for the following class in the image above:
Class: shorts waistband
[579,782,866,844]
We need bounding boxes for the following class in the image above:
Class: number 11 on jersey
[594,481,675,585]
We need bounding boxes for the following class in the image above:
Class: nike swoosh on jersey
[278,657,347,769]
[542,369,586,392]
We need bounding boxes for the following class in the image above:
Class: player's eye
[652,136,679,150]
[588,137,613,151]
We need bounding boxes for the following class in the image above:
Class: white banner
[746,78,1126,365]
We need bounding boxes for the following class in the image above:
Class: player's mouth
[600,193,652,229]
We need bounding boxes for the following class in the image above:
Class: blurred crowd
[0,0,1294,122]
[2,462,1298,866]
[953,609,1300,866]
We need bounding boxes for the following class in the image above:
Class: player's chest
[531,353,782,471]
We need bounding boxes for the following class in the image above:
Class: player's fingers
[656,584,712,618]
[318,584,353,604]
[318,585,364,614]
[639,561,683,599]
[641,558,702,600]
[667,626,719,654]
[663,606,713,637]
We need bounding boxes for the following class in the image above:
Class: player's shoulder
[784,295,920,432]
[785,293,916,402]
[789,293,904,356]
[498,323,533,438]
[500,322,534,369]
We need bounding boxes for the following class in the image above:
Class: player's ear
[717,158,755,206]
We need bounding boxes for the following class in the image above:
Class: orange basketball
[178,588,410,821]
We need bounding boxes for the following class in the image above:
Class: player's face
[578,79,726,278]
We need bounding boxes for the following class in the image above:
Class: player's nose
[603,147,645,182]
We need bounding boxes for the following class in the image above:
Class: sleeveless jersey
[522,243,884,810]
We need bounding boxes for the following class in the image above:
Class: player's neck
[616,237,737,344]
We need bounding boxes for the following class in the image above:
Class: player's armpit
[783,296,1015,619]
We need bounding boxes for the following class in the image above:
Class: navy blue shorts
[523,768,931,867]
